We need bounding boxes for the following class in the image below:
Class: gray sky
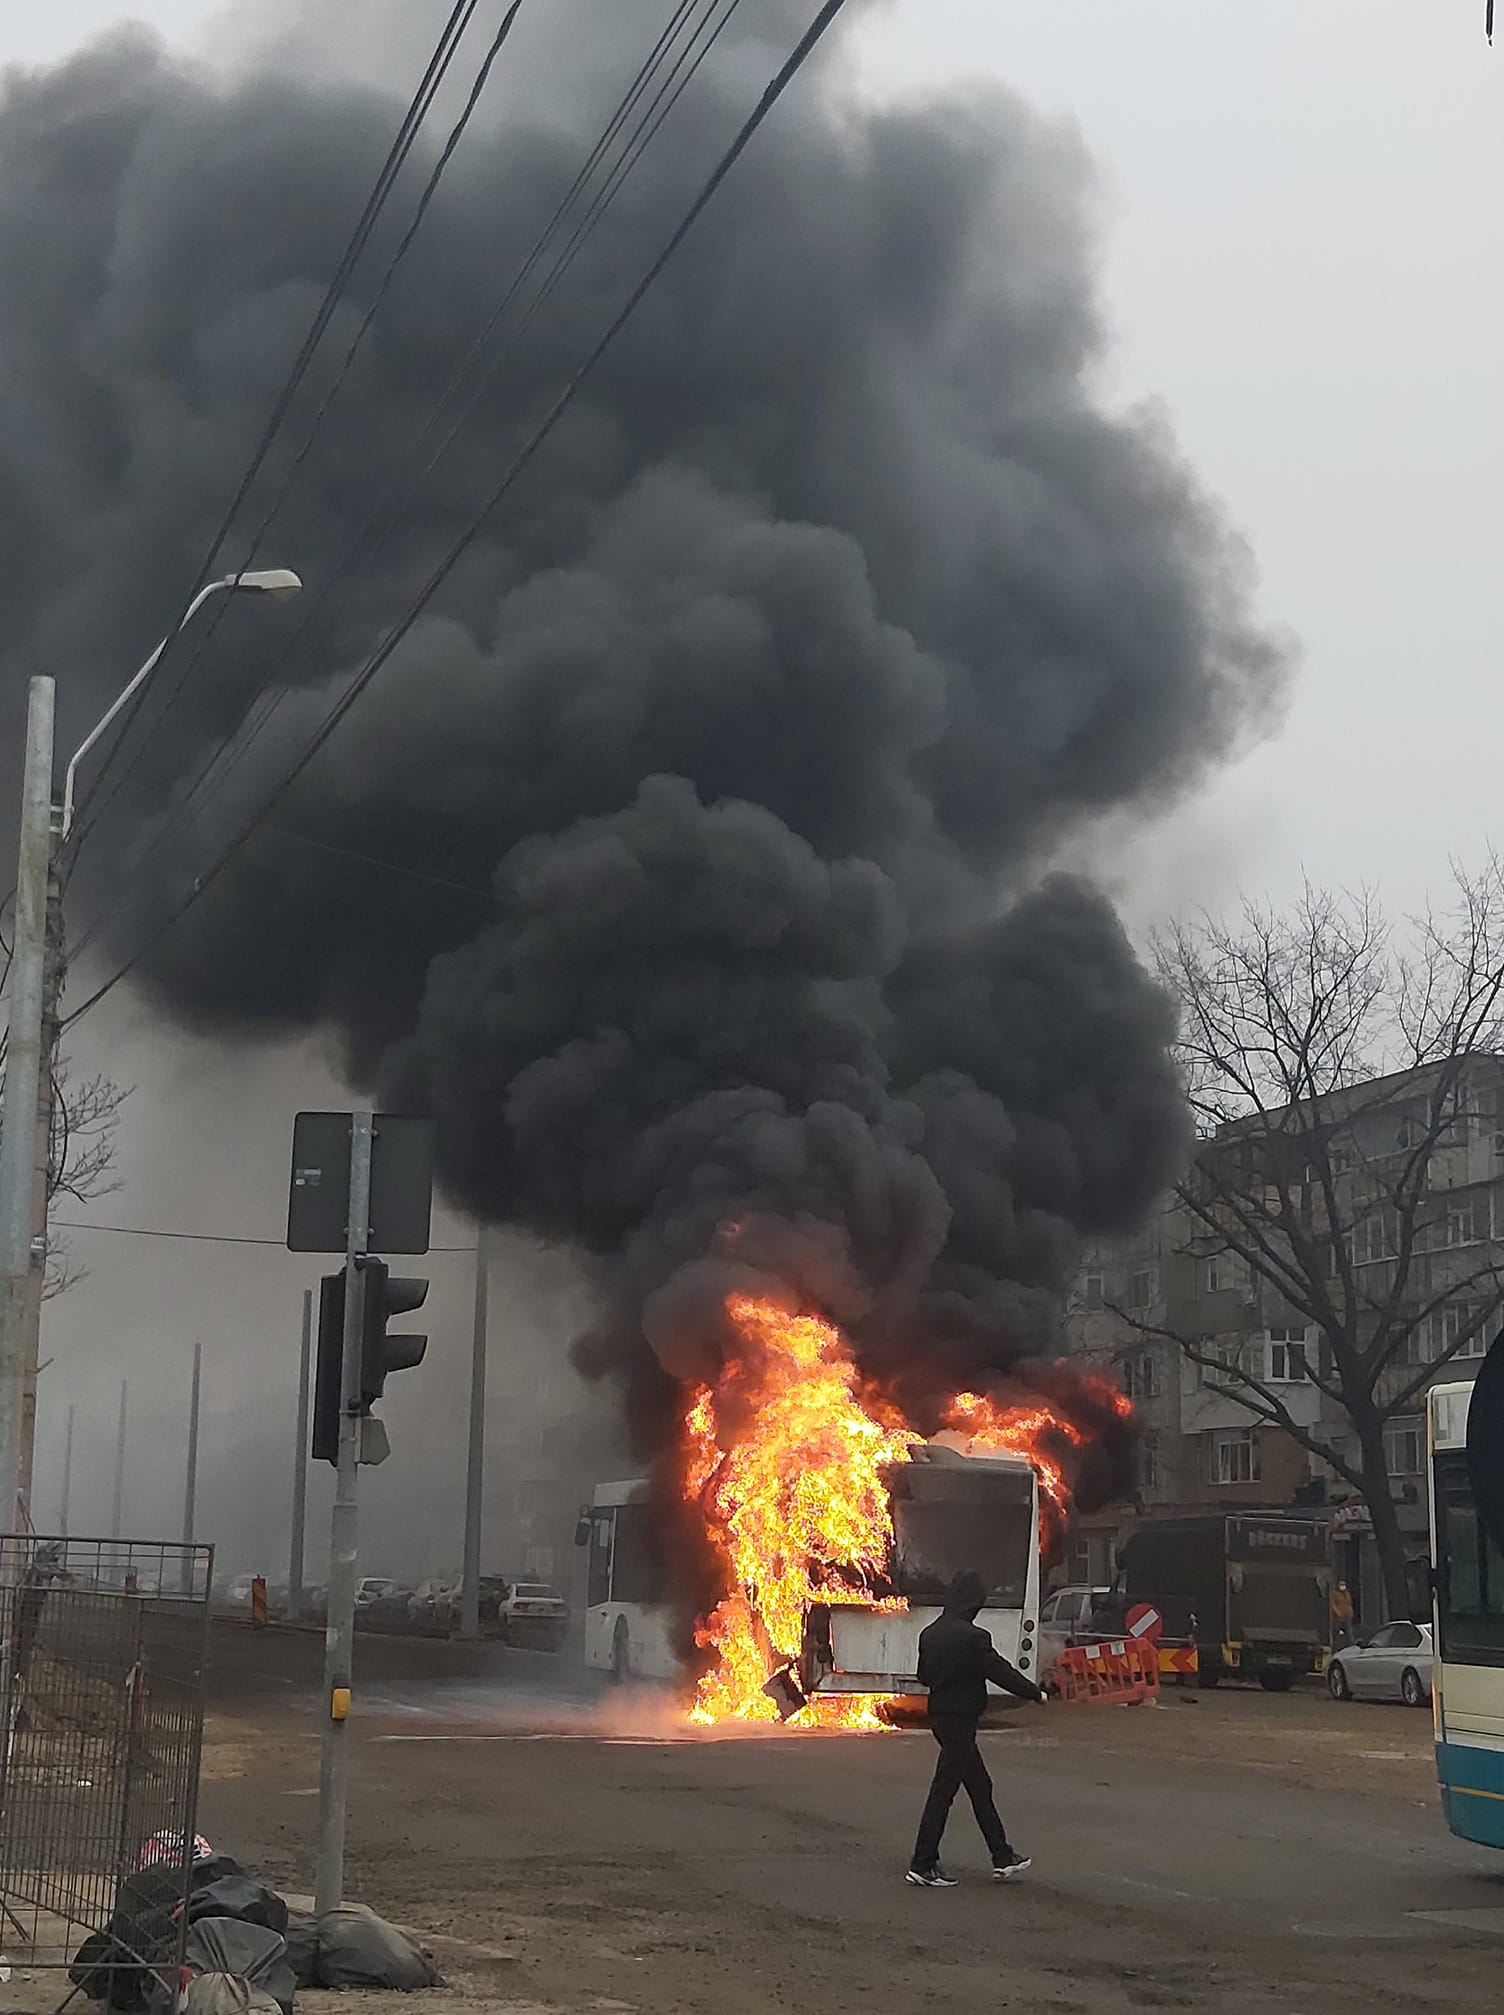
[8,1,1501,1553]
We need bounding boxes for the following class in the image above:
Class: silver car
[1327,1620,1433,1706]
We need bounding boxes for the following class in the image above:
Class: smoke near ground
[0,7,1285,1528]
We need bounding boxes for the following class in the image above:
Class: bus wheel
[1401,1667,1425,1708]
[1258,1668,1295,1693]
[611,1619,632,1685]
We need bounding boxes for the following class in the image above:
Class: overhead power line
[66,0,731,966]
[62,0,491,855]
[52,1218,479,1253]
[64,0,851,1035]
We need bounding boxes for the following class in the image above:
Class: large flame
[685,1297,915,1726]
[680,1294,1125,1727]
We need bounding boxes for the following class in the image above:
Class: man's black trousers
[911,1713,1012,1871]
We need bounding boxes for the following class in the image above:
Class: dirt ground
[198,1630,1504,2015]
[7,1629,1501,2015]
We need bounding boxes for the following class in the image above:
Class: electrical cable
[63,0,851,1033]
[66,0,728,963]
[61,0,487,855]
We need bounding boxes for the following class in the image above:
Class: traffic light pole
[315,1111,372,1917]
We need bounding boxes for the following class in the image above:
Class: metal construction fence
[0,1535,213,1998]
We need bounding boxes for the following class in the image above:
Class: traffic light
[310,1259,428,1466]
[311,1269,346,1464]
[360,1257,429,1408]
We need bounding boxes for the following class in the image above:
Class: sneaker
[905,1865,959,1888]
[992,1852,1032,1881]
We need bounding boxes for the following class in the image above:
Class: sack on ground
[181,1974,282,2015]
[316,1904,440,1990]
[281,1908,319,1990]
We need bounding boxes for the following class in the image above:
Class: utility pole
[288,1289,312,1623]
[59,1403,73,1537]
[315,1112,372,1917]
[460,1227,491,1640]
[0,678,55,1533]
[181,1342,201,1588]
[18,849,63,1526]
[111,1380,127,1540]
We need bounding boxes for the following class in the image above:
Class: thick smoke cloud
[0,9,1283,1508]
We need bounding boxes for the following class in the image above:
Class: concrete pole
[18,851,63,1528]
[181,1343,201,1587]
[288,1289,312,1623]
[460,1227,490,1640]
[59,1403,73,1538]
[315,1112,372,1917]
[111,1379,127,1540]
[0,678,55,1534]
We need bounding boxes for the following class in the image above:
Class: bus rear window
[886,1463,1034,1610]
[1435,1450,1504,1667]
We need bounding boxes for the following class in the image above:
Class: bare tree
[0,1055,130,1299]
[1140,861,1504,1611]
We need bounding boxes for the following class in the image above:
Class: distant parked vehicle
[1327,1621,1433,1706]
[355,1576,400,1608]
[495,1580,567,1649]
[409,1581,461,1636]
[1037,1585,1112,1690]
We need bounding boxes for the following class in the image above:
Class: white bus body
[1428,1378,1504,1851]
[579,1446,1042,1704]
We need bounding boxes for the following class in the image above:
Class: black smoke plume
[0,9,1283,1550]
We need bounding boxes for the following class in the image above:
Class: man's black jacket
[916,1570,1044,1719]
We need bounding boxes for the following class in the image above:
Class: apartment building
[1064,1056,1504,1620]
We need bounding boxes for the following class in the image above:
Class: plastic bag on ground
[316,1904,441,1990]
[150,1918,296,2015]
[186,1876,289,1936]
[182,1976,282,2015]
[281,1908,319,1990]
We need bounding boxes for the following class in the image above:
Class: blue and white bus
[1427,1378,1504,1849]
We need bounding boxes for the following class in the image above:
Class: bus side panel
[1437,1736,1504,1850]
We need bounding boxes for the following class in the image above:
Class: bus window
[888,1464,1034,1610]
[609,1499,667,1606]
[588,1512,615,1610]
[1435,1450,1504,1666]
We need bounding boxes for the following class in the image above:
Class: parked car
[495,1580,567,1649]
[409,1580,461,1636]
[1037,1585,1112,1689]
[1327,1620,1433,1706]
[355,1576,400,1608]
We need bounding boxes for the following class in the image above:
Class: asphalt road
[200,1623,1504,2015]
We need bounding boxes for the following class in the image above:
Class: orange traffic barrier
[1055,1637,1158,1705]
[251,1576,268,1628]
[1158,1642,1199,1680]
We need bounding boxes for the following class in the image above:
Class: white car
[495,1580,567,1648]
[1327,1620,1433,1706]
[1037,1585,1112,1689]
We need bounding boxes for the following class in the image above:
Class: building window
[1202,1340,1246,1389]
[1082,1271,1104,1312]
[1383,1417,1424,1478]
[1213,1428,1259,1486]
[1440,1190,1493,1249]
[1127,1268,1157,1310]
[1266,1327,1311,1383]
[1412,1300,1498,1364]
[1137,1431,1160,1493]
[1123,1350,1159,1401]
[1348,1207,1397,1266]
[1205,1253,1244,1294]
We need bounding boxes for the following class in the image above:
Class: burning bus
[579,1444,1040,1723]
[575,1293,1105,1727]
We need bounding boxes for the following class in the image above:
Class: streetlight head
[229,568,303,601]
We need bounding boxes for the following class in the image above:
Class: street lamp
[59,567,304,839]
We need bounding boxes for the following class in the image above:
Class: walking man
[907,1568,1043,1888]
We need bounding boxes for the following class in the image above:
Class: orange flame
[685,1297,915,1726]
[680,1295,1126,1727]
